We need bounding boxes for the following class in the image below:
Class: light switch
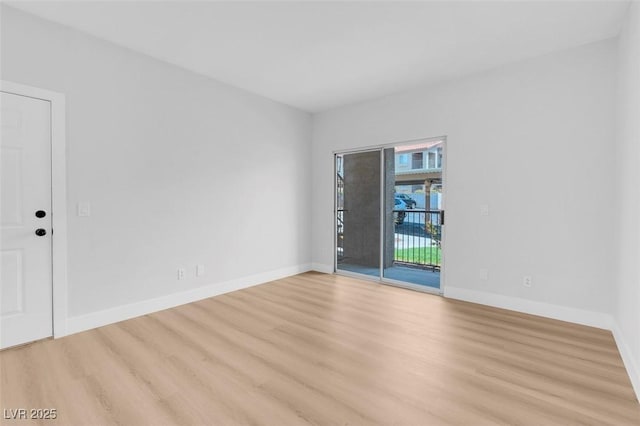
[196,264,205,277]
[77,201,91,217]
[479,269,489,281]
[480,204,490,216]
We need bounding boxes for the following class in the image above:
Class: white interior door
[1,91,53,349]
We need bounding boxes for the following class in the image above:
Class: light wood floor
[1,272,639,425]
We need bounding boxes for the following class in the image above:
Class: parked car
[395,193,416,209]
[394,197,408,225]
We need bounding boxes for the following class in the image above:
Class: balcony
[336,209,442,289]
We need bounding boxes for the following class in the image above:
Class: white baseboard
[444,286,613,330]
[611,322,640,402]
[311,262,333,274]
[443,286,640,401]
[66,263,312,336]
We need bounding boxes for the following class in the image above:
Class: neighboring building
[395,144,443,173]
[394,141,443,211]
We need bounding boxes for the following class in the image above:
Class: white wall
[613,2,640,397]
[312,39,617,320]
[1,6,312,319]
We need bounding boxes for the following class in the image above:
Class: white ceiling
[7,1,630,112]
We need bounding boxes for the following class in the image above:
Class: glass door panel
[383,142,443,289]
[336,151,381,278]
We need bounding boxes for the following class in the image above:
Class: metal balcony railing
[393,209,442,271]
[336,208,442,270]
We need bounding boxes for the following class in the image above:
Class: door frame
[1,80,68,339]
[333,136,447,295]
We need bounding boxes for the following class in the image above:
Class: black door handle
[35,210,46,218]
[35,228,47,237]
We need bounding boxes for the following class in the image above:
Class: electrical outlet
[196,264,205,277]
[523,275,532,287]
[177,268,186,280]
[77,201,91,217]
[480,204,490,216]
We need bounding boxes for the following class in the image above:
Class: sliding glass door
[335,139,445,292]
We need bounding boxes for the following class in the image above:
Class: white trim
[66,264,311,335]
[311,263,333,274]
[379,149,384,281]
[444,286,613,330]
[611,322,640,402]
[0,81,68,339]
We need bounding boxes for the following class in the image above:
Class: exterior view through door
[0,91,54,349]
[336,139,444,291]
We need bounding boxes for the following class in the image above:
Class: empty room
[1,0,640,424]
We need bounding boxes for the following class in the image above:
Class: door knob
[35,228,47,237]
[35,210,46,218]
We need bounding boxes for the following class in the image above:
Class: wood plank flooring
[1,272,639,425]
